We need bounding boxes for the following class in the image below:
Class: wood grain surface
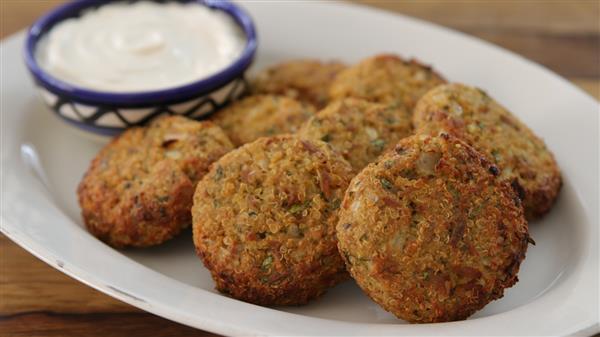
[1,1,598,337]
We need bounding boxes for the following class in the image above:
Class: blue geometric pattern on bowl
[35,76,248,136]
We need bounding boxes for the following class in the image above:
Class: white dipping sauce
[36,1,246,92]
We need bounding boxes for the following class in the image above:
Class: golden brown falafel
[78,116,234,248]
[192,135,353,306]
[298,98,412,172]
[212,95,315,147]
[329,54,446,112]
[413,83,561,219]
[250,59,346,108]
[336,133,529,323]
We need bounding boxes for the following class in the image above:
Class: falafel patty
[298,98,412,172]
[329,54,446,112]
[413,83,561,219]
[250,59,346,108]
[212,95,315,147]
[337,133,529,323]
[78,116,234,248]
[192,135,353,305]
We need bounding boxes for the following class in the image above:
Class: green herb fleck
[157,195,170,202]
[214,166,224,181]
[321,134,331,142]
[380,177,393,190]
[289,204,304,214]
[261,256,273,271]
[289,200,311,214]
[265,127,277,135]
[468,199,488,219]
[331,198,341,210]
[371,139,386,152]
[447,183,460,200]
[423,271,430,280]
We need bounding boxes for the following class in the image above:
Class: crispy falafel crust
[337,133,529,323]
[413,83,562,219]
[212,95,315,147]
[77,116,234,248]
[298,98,412,172]
[192,135,353,305]
[329,54,446,111]
[250,59,346,108]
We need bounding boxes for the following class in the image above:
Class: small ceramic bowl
[24,0,257,136]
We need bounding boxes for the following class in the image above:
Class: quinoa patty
[413,83,561,219]
[329,54,446,112]
[192,135,353,305]
[78,116,234,248]
[212,95,315,147]
[298,98,412,172]
[251,59,346,108]
[337,133,529,323]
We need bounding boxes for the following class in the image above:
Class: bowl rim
[24,0,257,107]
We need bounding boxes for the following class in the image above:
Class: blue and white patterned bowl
[24,0,257,137]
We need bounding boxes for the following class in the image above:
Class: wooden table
[1,1,598,336]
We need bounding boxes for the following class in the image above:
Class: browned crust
[80,160,194,248]
[336,133,529,323]
[192,135,353,305]
[250,59,347,109]
[211,94,316,147]
[329,54,446,111]
[298,98,413,172]
[413,83,562,219]
[77,116,234,248]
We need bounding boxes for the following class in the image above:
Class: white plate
[1,2,599,336]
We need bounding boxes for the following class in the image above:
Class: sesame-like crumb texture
[298,98,412,172]
[329,54,446,111]
[250,59,346,108]
[413,83,562,219]
[78,116,234,248]
[212,95,315,147]
[192,135,353,305]
[337,133,529,323]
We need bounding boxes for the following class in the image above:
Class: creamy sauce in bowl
[35,1,246,92]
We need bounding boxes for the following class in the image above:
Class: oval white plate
[1,2,598,336]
